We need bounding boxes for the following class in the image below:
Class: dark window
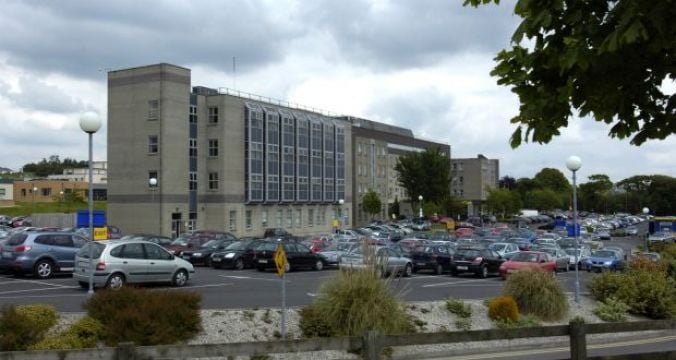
[120,243,145,259]
[208,139,219,157]
[148,100,159,119]
[34,235,54,246]
[52,235,74,247]
[189,105,197,123]
[72,236,87,247]
[208,172,219,190]
[208,106,219,124]
[41,188,52,197]
[189,172,197,191]
[144,243,172,260]
[148,135,159,153]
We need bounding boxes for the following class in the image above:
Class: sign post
[274,243,288,337]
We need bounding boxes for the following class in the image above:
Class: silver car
[73,240,195,290]
[339,245,413,277]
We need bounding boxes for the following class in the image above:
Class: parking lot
[0,262,601,312]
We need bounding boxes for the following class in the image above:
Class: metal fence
[0,319,674,360]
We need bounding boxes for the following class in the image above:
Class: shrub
[588,271,626,301]
[446,298,472,318]
[454,317,471,331]
[494,314,541,329]
[84,287,202,345]
[298,269,415,337]
[594,297,630,322]
[0,305,58,350]
[487,296,519,323]
[503,268,568,321]
[628,257,668,274]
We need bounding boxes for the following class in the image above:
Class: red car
[498,251,556,280]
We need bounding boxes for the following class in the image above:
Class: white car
[488,242,520,259]
[564,247,591,270]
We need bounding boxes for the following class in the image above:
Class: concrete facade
[0,179,13,206]
[344,116,450,226]
[13,180,90,203]
[451,154,499,216]
[108,64,352,238]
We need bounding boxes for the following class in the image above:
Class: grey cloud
[0,0,301,78]
[0,77,85,113]
[300,0,519,69]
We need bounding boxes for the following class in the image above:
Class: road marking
[220,275,251,279]
[217,275,281,283]
[174,283,234,290]
[422,279,497,288]
[0,286,81,295]
[0,277,73,288]
[307,292,317,297]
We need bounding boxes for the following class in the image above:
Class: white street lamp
[79,111,101,298]
[32,186,38,213]
[566,155,582,304]
[149,177,159,233]
[418,195,423,218]
[338,199,345,231]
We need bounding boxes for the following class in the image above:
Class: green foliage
[298,269,415,337]
[0,305,57,351]
[395,147,450,204]
[494,314,542,329]
[390,196,400,218]
[487,296,519,323]
[503,268,569,321]
[588,269,676,319]
[84,287,202,346]
[445,298,472,319]
[362,190,383,218]
[465,0,676,147]
[593,297,630,322]
[29,316,103,350]
[533,168,571,194]
[22,155,88,177]
[455,317,472,331]
[486,188,522,219]
[530,189,563,211]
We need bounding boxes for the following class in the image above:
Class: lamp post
[149,178,159,234]
[566,155,582,304]
[80,112,102,297]
[59,191,64,212]
[418,195,423,218]
[338,199,345,231]
[32,186,38,214]
[642,207,649,249]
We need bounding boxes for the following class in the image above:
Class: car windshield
[511,253,540,262]
[225,241,248,251]
[201,240,222,249]
[77,242,105,259]
[171,237,188,246]
[593,250,616,258]
[491,244,506,251]
[6,233,27,246]
[457,249,480,258]
[565,249,580,256]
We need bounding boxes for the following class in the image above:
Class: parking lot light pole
[149,177,159,233]
[418,195,423,218]
[80,112,102,298]
[566,155,582,304]
[32,186,38,214]
[338,198,344,231]
[642,207,649,250]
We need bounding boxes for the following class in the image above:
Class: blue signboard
[76,209,106,228]
[566,223,581,237]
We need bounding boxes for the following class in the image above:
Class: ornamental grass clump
[299,269,415,337]
[487,296,519,324]
[503,268,568,321]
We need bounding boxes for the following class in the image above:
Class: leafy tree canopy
[22,155,87,178]
[394,147,450,203]
[362,190,383,218]
[530,188,563,211]
[533,168,571,193]
[465,0,676,147]
[487,188,522,219]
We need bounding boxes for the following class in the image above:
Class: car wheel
[106,273,125,290]
[256,266,265,272]
[172,269,188,287]
[314,260,324,271]
[33,259,54,279]
[235,259,245,270]
[450,270,458,277]
[78,281,88,289]
[435,264,443,275]
[478,265,488,279]
[403,263,412,277]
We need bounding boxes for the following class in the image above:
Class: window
[208,139,218,157]
[144,244,172,260]
[308,209,314,227]
[245,210,252,230]
[148,100,159,120]
[208,172,219,190]
[0,189,5,196]
[276,210,283,227]
[286,209,293,228]
[208,106,219,124]
[189,139,197,157]
[21,189,26,197]
[41,188,51,197]
[189,105,197,123]
[121,243,145,259]
[189,172,197,191]
[295,209,301,228]
[148,135,158,154]
[261,210,268,227]
[229,210,237,231]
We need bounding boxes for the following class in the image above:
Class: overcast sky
[0,0,674,183]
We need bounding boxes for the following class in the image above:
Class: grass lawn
[0,201,107,217]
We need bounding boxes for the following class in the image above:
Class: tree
[362,190,383,220]
[390,196,401,219]
[465,0,676,147]
[530,189,563,211]
[394,147,450,205]
[533,168,571,194]
[579,174,614,212]
[486,188,522,219]
[22,156,87,177]
[499,176,516,190]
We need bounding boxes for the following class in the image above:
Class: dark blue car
[586,250,624,272]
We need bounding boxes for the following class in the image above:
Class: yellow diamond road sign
[274,243,288,277]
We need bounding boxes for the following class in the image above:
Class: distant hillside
[0,166,12,174]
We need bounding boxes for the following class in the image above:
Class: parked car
[564,247,592,270]
[180,239,235,266]
[507,237,533,251]
[540,247,571,272]
[586,250,625,272]
[167,231,237,255]
[0,231,88,278]
[210,239,265,269]
[263,228,291,238]
[73,240,195,289]
[120,234,173,248]
[625,226,639,236]
[317,242,357,266]
[339,245,413,277]
[410,244,455,275]
[595,228,612,241]
[498,251,557,279]
[255,241,326,272]
[450,247,504,278]
[488,242,520,259]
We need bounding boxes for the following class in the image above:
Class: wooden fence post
[115,342,137,360]
[569,319,587,360]
[362,331,380,360]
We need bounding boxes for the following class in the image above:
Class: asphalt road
[0,236,644,312]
